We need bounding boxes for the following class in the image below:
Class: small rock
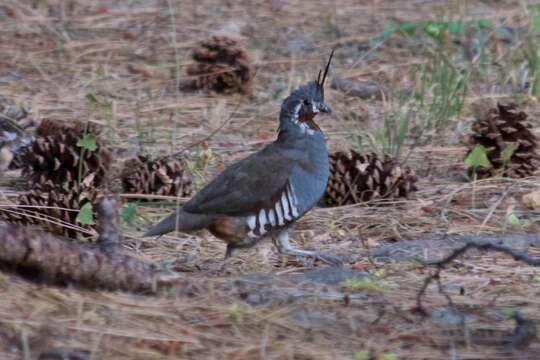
[331,75,387,99]
[522,190,540,210]
[299,267,368,285]
[38,348,91,360]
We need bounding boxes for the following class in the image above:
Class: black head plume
[280,50,335,118]
[317,49,334,95]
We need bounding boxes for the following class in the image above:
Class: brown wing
[183,143,297,216]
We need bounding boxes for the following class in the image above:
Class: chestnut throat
[298,112,320,131]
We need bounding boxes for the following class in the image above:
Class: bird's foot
[273,232,342,267]
[315,251,343,267]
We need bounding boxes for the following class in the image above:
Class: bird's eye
[303,99,311,106]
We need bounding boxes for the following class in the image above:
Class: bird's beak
[318,102,332,114]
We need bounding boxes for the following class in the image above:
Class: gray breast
[244,129,329,239]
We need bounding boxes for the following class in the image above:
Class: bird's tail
[144,208,212,237]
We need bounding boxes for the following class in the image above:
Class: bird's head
[279,50,334,134]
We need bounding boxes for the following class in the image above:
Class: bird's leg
[224,237,261,259]
[217,237,263,271]
[272,231,342,267]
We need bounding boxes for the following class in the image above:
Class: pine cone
[0,96,36,170]
[121,155,193,198]
[0,181,97,238]
[467,103,539,178]
[186,36,252,94]
[0,95,32,129]
[21,119,111,187]
[322,150,418,207]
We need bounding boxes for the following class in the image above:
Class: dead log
[0,197,173,292]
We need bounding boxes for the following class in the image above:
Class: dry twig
[416,240,540,315]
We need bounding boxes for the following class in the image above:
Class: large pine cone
[186,36,252,94]
[467,103,539,178]
[121,155,193,198]
[322,150,418,207]
[0,181,97,238]
[21,119,111,187]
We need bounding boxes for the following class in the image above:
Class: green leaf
[533,15,540,32]
[381,24,398,39]
[77,133,97,152]
[533,274,540,283]
[350,133,363,152]
[507,213,521,226]
[529,4,540,13]
[397,21,417,36]
[369,25,395,47]
[395,115,409,155]
[477,19,492,29]
[424,22,446,40]
[501,143,519,163]
[501,308,517,319]
[227,303,243,322]
[86,93,98,105]
[465,145,491,169]
[447,20,463,34]
[95,66,105,77]
[372,268,386,278]
[76,202,95,226]
[353,352,370,360]
[121,203,138,225]
[340,278,385,292]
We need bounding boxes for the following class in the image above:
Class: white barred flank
[275,201,285,226]
[286,183,299,217]
[280,192,291,221]
[268,208,276,226]
[246,181,300,238]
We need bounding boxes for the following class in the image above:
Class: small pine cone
[0,96,36,170]
[0,181,97,238]
[121,155,193,198]
[21,119,111,187]
[467,103,540,178]
[322,150,418,207]
[0,95,32,129]
[186,36,252,94]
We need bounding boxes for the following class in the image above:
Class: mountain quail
[145,51,340,266]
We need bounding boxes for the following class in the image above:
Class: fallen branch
[416,240,540,315]
[0,197,178,292]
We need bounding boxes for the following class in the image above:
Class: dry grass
[1,0,540,359]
